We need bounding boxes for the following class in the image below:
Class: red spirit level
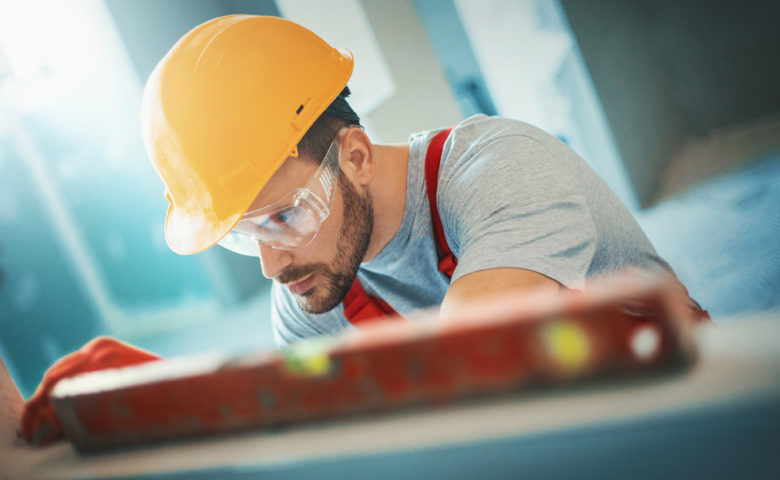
[51,273,698,453]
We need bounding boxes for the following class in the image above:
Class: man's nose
[256,243,293,279]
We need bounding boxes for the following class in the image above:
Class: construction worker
[19,13,706,447]
[141,14,705,347]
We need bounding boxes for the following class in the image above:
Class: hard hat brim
[164,202,243,255]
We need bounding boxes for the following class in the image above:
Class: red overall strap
[342,276,397,325]
[424,128,457,277]
[342,127,456,325]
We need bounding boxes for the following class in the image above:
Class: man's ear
[339,127,374,186]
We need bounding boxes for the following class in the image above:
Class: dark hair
[297,86,361,164]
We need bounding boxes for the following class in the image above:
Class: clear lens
[218,127,356,256]
[238,204,319,245]
[219,205,320,255]
[218,230,260,257]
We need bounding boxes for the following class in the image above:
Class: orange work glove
[21,337,160,445]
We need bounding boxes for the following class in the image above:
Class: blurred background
[0,0,778,399]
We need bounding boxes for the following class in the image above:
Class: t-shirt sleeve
[440,134,597,289]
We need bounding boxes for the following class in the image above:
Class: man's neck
[362,143,410,262]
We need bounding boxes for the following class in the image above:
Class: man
[20,13,704,446]
[141,14,695,348]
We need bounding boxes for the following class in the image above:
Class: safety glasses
[218,136,341,255]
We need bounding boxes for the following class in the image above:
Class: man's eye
[251,217,277,233]
[256,211,295,232]
[271,210,292,224]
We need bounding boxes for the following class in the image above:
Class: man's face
[250,157,374,314]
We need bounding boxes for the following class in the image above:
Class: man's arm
[440,267,560,318]
[433,124,598,315]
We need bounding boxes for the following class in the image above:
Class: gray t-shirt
[271,115,669,347]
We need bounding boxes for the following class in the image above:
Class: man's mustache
[276,262,331,284]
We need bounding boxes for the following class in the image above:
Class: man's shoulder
[450,114,557,146]
[434,115,574,184]
[411,115,549,150]
[437,115,571,177]
[455,113,533,131]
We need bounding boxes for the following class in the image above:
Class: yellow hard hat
[141,15,354,255]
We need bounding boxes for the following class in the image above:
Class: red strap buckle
[438,255,458,278]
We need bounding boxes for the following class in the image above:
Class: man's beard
[276,175,373,314]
